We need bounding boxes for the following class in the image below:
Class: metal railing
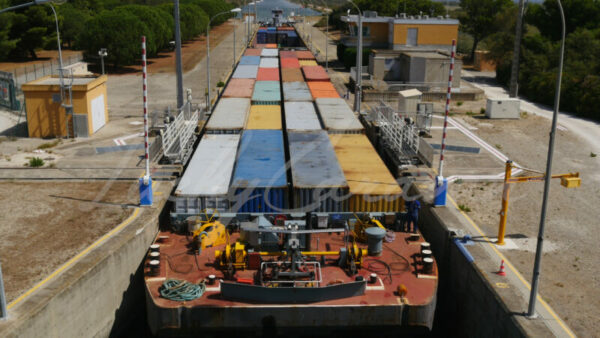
[371,100,420,165]
[10,54,83,88]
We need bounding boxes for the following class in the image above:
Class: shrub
[29,157,44,167]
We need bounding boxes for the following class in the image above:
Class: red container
[308,81,340,99]
[302,65,330,81]
[254,44,268,49]
[281,58,300,69]
[296,50,315,60]
[222,79,255,98]
[277,26,295,31]
[280,51,297,59]
[257,68,280,81]
[244,48,262,56]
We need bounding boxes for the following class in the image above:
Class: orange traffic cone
[496,260,506,276]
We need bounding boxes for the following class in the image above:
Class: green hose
[159,279,206,301]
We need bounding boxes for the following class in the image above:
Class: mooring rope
[159,279,206,302]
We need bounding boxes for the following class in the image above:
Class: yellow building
[22,75,108,138]
[342,12,458,51]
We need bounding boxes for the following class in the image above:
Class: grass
[455,178,464,184]
[216,81,225,88]
[456,101,463,106]
[495,144,503,150]
[28,157,44,167]
[480,108,486,115]
[37,139,61,150]
[591,152,597,158]
[520,111,528,118]
[458,204,471,212]
[466,111,475,116]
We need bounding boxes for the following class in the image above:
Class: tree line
[459,0,600,121]
[0,0,235,67]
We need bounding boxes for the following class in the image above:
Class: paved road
[462,70,600,151]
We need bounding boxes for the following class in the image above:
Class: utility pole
[174,0,184,109]
[347,0,362,113]
[509,0,526,98]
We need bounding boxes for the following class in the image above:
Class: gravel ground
[447,112,600,336]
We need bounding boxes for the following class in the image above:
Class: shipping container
[302,65,330,81]
[299,60,318,67]
[245,105,282,130]
[222,79,255,98]
[267,27,277,32]
[315,98,364,133]
[280,51,296,59]
[265,43,278,48]
[231,130,288,212]
[277,33,288,45]
[252,81,281,104]
[281,68,304,82]
[277,26,294,31]
[282,81,312,102]
[206,98,251,133]
[288,131,349,212]
[256,67,280,81]
[296,51,316,60]
[261,48,279,58]
[267,31,277,44]
[257,31,267,44]
[307,81,340,99]
[286,32,299,47]
[174,134,240,213]
[254,44,268,49]
[244,48,262,56]
[329,134,403,212]
[239,55,261,65]
[232,65,259,79]
[281,58,300,68]
[259,57,279,68]
[284,101,322,131]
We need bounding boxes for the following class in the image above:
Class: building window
[407,28,418,46]
[352,25,370,37]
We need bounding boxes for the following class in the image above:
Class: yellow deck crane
[497,160,581,245]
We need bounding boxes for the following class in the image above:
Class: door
[407,28,418,46]
[91,94,106,133]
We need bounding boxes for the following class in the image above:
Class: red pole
[142,36,150,180]
[438,39,456,178]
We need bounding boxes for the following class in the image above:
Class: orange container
[281,68,304,82]
[222,79,255,98]
[265,43,278,48]
[257,68,280,81]
[307,81,339,99]
[302,66,329,81]
[280,51,296,59]
[244,48,262,56]
[281,58,300,68]
[296,51,315,60]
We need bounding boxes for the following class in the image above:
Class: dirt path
[0,50,83,73]
[0,181,138,303]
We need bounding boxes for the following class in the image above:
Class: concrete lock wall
[419,203,527,337]
[0,206,166,338]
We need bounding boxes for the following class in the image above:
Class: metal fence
[0,71,20,110]
[11,54,83,89]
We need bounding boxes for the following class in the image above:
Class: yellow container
[245,105,282,130]
[299,60,318,67]
[329,134,404,212]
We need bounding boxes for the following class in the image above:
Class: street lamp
[248,2,255,44]
[317,0,331,72]
[98,48,108,75]
[527,0,566,318]
[207,8,242,113]
[346,0,362,113]
[231,8,242,68]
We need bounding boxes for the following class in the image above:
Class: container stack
[231,130,288,212]
[315,98,364,134]
[246,105,282,130]
[284,102,322,132]
[174,134,240,213]
[329,134,403,212]
[252,81,281,105]
[222,79,255,98]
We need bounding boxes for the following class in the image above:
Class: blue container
[434,176,448,206]
[267,31,277,44]
[257,31,267,44]
[231,130,288,212]
[239,55,261,65]
[267,27,276,31]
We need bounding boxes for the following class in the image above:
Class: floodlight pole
[174,0,184,109]
[527,0,566,318]
[347,0,362,113]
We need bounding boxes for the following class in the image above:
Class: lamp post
[248,2,255,44]
[317,0,330,72]
[527,0,566,318]
[207,8,242,113]
[231,8,242,68]
[347,0,362,113]
[98,48,107,75]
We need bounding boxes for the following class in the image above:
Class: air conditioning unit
[364,11,377,18]
[485,98,521,119]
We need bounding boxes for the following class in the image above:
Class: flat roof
[343,15,459,25]
[403,51,449,59]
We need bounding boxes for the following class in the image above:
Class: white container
[232,65,259,79]
[174,134,241,213]
[315,98,364,133]
[285,101,322,131]
[261,48,279,57]
[485,98,520,119]
[259,57,279,68]
[206,98,251,132]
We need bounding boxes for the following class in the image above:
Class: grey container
[315,98,364,134]
[232,65,259,79]
[288,131,349,212]
[174,134,241,213]
[284,101,322,131]
[283,81,313,102]
[206,98,251,133]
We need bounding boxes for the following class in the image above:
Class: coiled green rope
[159,279,206,301]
